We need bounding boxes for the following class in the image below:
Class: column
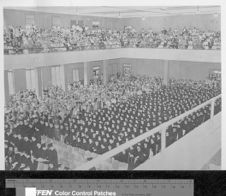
[56,66,61,87]
[25,69,39,97]
[73,69,79,82]
[40,68,44,95]
[25,69,32,90]
[84,62,88,86]
[103,60,107,84]
[8,70,15,95]
[51,66,56,86]
[163,60,169,85]
[59,64,65,90]
[31,69,39,97]
[40,67,52,90]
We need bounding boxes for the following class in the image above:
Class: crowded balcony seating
[4,74,221,170]
[4,25,221,55]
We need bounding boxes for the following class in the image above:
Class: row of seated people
[4,75,163,170]
[4,24,221,54]
[50,95,218,170]
[97,102,213,170]
[113,132,161,170]
[34,80,219,153]
[90,101,214,170]
[5,76,221,170]
[5,122,59,170]
[39,75,162,122]
[103,104,212,170]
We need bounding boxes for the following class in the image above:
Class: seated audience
[4,25,221,54]
[5,74,221,170]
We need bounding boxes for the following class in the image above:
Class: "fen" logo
[36,190,53,196]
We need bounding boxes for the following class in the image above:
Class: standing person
[47,143,59,170]
[127,151,135,170]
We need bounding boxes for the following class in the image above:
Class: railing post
[161,126,166,152]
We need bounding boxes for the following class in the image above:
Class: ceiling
[7,6,221,18]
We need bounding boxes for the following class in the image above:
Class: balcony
[4,48,221,70]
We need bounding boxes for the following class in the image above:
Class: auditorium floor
[201,149,221,170]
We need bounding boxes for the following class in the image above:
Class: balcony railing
[76,94,221,170]
[4,48,221,70]
[4,44,220,55]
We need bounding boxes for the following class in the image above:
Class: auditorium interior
[4,6,221,170]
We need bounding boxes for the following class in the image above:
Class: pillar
[51,66,57,86]
[31,69,39,97]
[73,69,79,82]
[59,65,65,90]
[84,62,88,86]
[163,60,169,85]
[8,70,15,95]
[103,60,107,84]
[25,69,39,97]
[14,69,27,92]
[25,69,32,90]
[57,66,62,87]
[37,68,43,97]
[41,67,52,89]
[40,67,44,95]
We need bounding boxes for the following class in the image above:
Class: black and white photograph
[3,5,222,171]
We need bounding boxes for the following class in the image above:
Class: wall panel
[4,9,220,31]
[14,69,26,92]
[64,63,84,85]
[120,58,165,77]
[4,55,221,99]
[121,13,220,31]
[4,9,122,29]
[41,66,52,88]
[87,61,103,81]
[168,61,221,80]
